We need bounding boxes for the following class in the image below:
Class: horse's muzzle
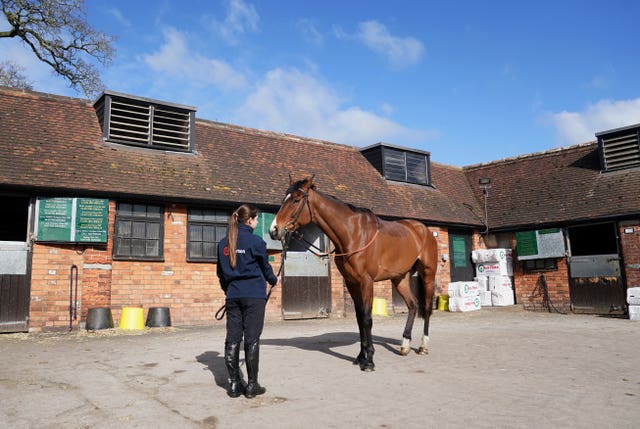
[268,218,283,240]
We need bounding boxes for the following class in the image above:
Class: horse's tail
[414,223,438,319]
[412,262,428,319]
[417,280,427,319]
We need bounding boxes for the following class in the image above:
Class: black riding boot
[244,340,266,398]
[224,342,244,398]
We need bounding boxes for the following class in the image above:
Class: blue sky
[2,0,640,166]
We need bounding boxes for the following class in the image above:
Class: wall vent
[596,124,640,171]
[94,91,196,152]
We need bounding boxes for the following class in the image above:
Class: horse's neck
[309,189,371,251]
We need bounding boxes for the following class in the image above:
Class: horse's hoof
[399,347,411,356]
[360,363,375,372]
[416,347,429,355]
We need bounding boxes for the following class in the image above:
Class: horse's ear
[307,174,315,187]
[288,172,294,185]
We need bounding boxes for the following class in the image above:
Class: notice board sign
[35,197,109,243]
[516,228,565,260]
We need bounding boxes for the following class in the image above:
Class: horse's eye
[293,198,300,204]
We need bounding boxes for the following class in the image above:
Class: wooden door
[449,231,474,282]
[281,224,331,319]
[0,242,31,333]
[568,223,626,315]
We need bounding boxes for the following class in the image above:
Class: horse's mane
[320,189,375,216]
[289,179,375,217]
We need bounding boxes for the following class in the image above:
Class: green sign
[36,197,109,243]
[516,229,565,260]
[37,198,74,242]
[75,198,109,242]
[515,231,538,256]
[452,236,467,268]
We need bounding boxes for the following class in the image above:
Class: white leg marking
[400,337,411,356]
[401,337,411,349]
[421,335,430,349]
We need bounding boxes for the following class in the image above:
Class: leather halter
[281,187,312,235]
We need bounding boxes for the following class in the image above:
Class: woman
[217,204,279,398]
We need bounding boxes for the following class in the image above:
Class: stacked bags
[472,249,515,307]
[448,281,481,312]
[628,287,640,320]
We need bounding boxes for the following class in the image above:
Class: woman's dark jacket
[217,223,278,299]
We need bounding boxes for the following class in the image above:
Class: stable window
[94,91,196,152]
[522,258,558,272]
[187,209,229,262]
[568,223,618,256]
[113,203,164,260]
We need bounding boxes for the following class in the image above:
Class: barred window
[187,208,229,262]
[113,203,164,260]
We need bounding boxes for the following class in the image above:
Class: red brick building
[1,87,639,332]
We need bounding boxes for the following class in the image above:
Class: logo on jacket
[223,246,229,256]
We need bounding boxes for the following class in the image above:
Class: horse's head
[269,174,315,241]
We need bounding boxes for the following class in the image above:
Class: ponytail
[227,204,259,268]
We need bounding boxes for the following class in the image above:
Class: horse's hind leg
[393,273,417,356]
[417,266,436,355]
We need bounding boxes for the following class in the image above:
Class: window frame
[186,208,230,262]
[113,202,164,261]
[522,258,558,273]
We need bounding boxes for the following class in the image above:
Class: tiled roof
[0,87,482,227]
[463,144,640,230]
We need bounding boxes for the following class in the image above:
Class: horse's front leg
[350,282,375,371]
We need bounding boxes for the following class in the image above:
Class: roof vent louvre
[94,91,195,152]
[597,126,640,172]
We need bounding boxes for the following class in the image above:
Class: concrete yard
[1,306,639,428]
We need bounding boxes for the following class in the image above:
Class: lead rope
[215,235,290,321]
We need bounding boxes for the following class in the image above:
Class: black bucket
[86,307,114,330]
[146,307,171,327]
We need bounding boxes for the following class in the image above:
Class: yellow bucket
[119,307,145,330]
[371,298,388,316]
[437,295,449,311]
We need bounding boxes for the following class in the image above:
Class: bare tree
[0,0,115,98]
[0,60,33,89]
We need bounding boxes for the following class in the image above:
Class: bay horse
[269,175,438,371]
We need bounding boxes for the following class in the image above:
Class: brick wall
[109,204,227,326]
[29,244,87,330]
[27,201,465,331]
[619,220,640,288]
[515,257,570,312]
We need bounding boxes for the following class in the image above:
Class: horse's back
[377,219,437,258]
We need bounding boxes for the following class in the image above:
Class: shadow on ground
[196,331,404,384]
[262,331,403,363]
